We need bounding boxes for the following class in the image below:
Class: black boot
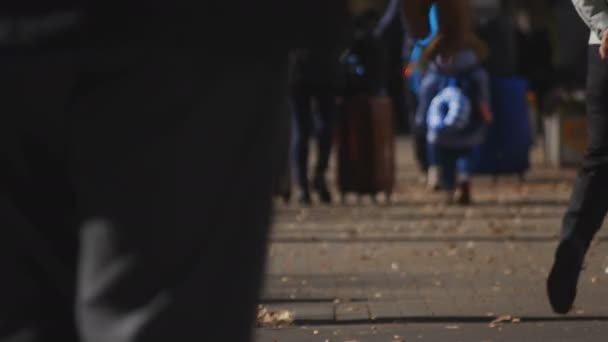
[547,238,587,314]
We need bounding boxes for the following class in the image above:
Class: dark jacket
[289,49,343,90]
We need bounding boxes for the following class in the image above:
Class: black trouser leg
[435,146,459,191]
[0,52,80,342]
[561,46,608,247]
[291,88,314,193]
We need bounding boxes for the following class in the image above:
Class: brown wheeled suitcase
[337,95,396,202]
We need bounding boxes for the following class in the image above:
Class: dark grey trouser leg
[72,47,286,342]
[0,197,78,342]
[561,46,608,247]
[0,52,80,342]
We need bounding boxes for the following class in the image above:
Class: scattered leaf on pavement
[489,315,521,328]
[256,306,294,328]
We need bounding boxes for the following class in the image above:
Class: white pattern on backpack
[427,85,472,136]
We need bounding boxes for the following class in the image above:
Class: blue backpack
[427,70,482,145]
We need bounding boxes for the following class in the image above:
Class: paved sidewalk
[257,139,608,341]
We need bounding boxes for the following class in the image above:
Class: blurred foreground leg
[548,46,608,314]
[73,47,286,342]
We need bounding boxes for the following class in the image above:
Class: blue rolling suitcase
[473,76,532,175]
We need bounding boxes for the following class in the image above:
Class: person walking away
[290,48,342,205]
[547,0,608,315]
[415,35,492,204]
[0,2,350,342]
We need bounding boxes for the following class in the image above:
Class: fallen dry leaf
[489,315,521,328]
[256,306,294,328]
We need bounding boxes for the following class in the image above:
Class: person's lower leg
[456,154,472,204]
[291,95,314,205]
[436,147,457,202]
[313,95,336,204]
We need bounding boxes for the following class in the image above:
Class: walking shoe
[312,177,332,204]
[297,191,312,206]
[456,181,472,205]
[547,238,586,314]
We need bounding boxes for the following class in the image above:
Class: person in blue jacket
[415,36,492,204]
